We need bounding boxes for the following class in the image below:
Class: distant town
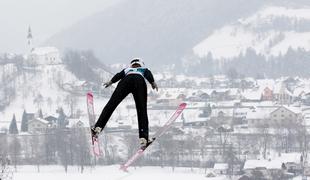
[1,46,310,179]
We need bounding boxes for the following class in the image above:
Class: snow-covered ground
[11,165,225,180]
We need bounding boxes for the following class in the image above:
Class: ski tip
[87,92,93,97]
[180,102,187,108]
[120,165,129,172]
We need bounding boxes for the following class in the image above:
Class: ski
[86,92,101,156]
[120,102,187,172]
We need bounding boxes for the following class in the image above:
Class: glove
[151,82,158,91]
[103,81,113,88]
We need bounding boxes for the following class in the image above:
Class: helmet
[130,58,144,67]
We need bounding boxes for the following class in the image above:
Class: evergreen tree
[57,108,67,128]
[38,109,43,119]
[9,114,18,134]
[21,110,28,132]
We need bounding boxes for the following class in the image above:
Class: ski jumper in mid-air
[91,58,158,147]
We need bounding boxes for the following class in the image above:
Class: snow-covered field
[11,165,225,180]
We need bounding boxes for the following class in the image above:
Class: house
[241,89,262,102]
[228,88,242,99]
[244,153,303,178]
[210,108,234,126]
[210,90,230,101]
[233,107,251,125]
[187,90,209,102]
[283,77,301,92]
[44,116,57,124]
[276,153,302,174]
[27,47,61,65]
[154,98,182,108]
[302,92,310,105]
[273,82,293,105]
[246,108,277,128]
[246,106,302,128]
[270,106,302,126]
[262,87,273,101]
[157,78,178,88]
[213,163,228,175]
[243,159,282,177]
[183,118,209,127]
[28,118,50,134]
[293,87,310,101]
[302,108,310,128]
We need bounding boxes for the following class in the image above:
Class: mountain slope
[193,6,310,60]
[45,0,266,68]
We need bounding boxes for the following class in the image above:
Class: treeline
[62,49,112,83]
[0,127,91,173]
[186,47,310,78]
[0,121,308,175]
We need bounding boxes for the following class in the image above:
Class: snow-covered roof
[241,101,275,107]
[67,117,89,128]
[234,107,252,116]
[214,100,239,107]
[273,82,293,96]
[31,47,59,56]
[211,108,234,117]
[157,88,188,99]
[246,108,277,119]
[244,159,282,170]
[229,88,241,96]
[276,153,301,164]
[182,109,208,123]
[245,153,302,170]
[293,87,310,97]
[281,106,302,114]
[242,89,262,100]
[29,118,49,124]
[213,163,228,170]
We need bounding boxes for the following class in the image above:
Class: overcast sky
[0,0,121,54]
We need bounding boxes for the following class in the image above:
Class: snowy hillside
[0,66,76,128]
[193,6,310,60]
[0,48,110,129]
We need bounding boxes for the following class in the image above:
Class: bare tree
[56,128,70,172]
[8,135,21,171]
[33,93,44,109]
[258,123,270,159]
[30,134,43,172]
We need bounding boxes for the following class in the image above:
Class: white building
[213,163,229,175]
[27,47,61,65]
[28,118,50,134]
[246,108,277,128]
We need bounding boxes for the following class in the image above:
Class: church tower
[27,26,33,52]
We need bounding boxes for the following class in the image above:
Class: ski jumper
[95,67,155,140]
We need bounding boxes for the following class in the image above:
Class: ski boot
[91,126,102,138]
[139,137,155,150]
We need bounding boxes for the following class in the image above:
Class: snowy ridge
[193,6,310,60]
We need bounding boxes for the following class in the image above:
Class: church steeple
[27,26,33,51]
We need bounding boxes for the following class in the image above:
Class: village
[1,47,310,179]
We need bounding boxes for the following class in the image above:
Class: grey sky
[0,0,120,54]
